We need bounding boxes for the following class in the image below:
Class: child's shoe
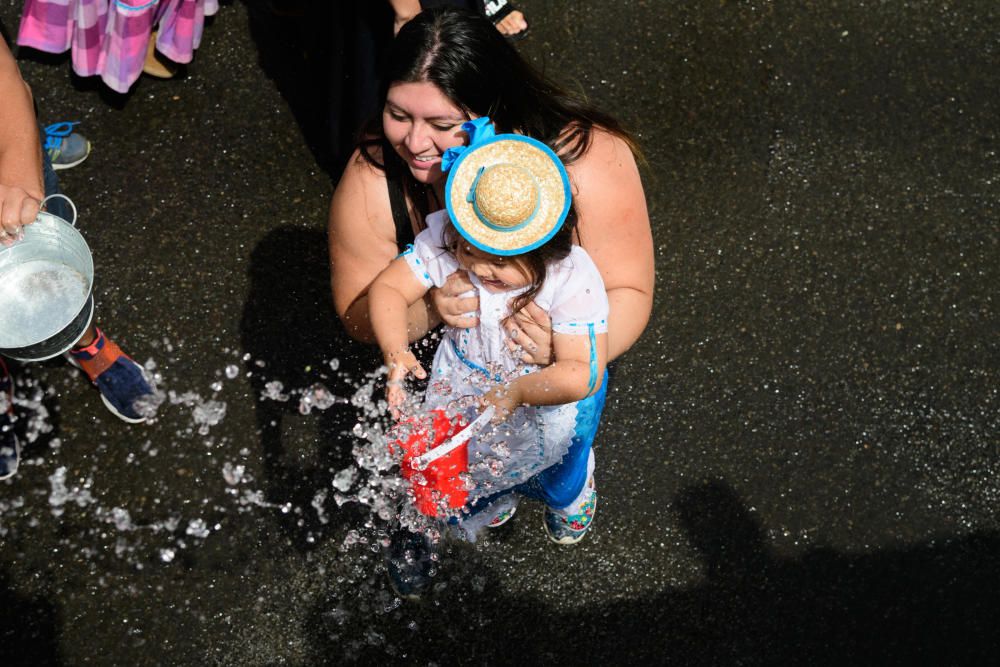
[0,359,20,480]
[67,328,153,424]
[543,476,597,545]
[43,122,92,171]
[486,495,518,528]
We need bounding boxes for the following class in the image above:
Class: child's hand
[385,350,426,414]
[481,383,522,424]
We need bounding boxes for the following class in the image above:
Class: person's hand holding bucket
[0,183,41,246]
[0,194,95,361]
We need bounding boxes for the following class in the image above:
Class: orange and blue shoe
[67,328,153,424]
[0,358,20,480]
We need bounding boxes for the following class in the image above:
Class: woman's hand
[481,383,522,424]
[385,349,426,415]
[430,270,479,329]
[505,300,553,366]
[0,183,39,247]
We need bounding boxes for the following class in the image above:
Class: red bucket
[392,409,469,516]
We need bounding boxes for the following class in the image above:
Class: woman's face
[383,81,473,185]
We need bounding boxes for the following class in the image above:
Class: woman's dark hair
[360,7,638,224]
[442,208,578,323]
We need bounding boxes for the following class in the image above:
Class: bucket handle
[40,194,78,227]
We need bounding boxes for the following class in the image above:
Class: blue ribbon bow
[440,117,496,173]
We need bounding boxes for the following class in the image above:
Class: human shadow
[0,568,61,666]
[239,225,380,552]
[303,479,1000,665]
[241,0,355,181]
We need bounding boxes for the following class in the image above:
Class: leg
[39,128,157,423]
[0,358,20,480]
[543,448,597,544]
[532,371,608,544]
[67,327,156,424]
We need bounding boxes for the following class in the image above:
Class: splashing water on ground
[0,340,523,609]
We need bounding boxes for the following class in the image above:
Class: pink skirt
[18,0,220,93]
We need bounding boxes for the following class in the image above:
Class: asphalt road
[1,1,998,664]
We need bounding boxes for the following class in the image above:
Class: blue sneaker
[544,476,597,545]
[44,122,92,171]
[67,328,153,424]
[385,530,434,599]
[0,359,20,481]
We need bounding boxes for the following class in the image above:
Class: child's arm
[369,257,432,407]
[483,330,608,421]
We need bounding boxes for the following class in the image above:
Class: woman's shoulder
[339,143,388,187]
[333,144,391,207]
[330,145,396,241]
[564,125,639,180]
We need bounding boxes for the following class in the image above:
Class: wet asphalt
[1,0,999,664]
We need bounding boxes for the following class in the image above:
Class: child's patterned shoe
[486,497,518,528]
[0,359,20,480]
[487,504,516,528]
[544,476,597,545]
[67,328,153,424]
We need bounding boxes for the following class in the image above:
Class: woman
[329,7,653,368]
[328,7,652,595]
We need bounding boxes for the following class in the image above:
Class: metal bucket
[0,195,95,361]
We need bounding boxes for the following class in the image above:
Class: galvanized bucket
[0,195,95,361]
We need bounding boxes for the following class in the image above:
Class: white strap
[412,405,496,469]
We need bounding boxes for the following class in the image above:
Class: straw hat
[444,133,571,257]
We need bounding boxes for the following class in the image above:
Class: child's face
[455,242,532,293]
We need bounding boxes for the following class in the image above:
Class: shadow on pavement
[239,226,380,552]
[303,479,1000,664]
[0,569,61,666]
[242,0,432,184]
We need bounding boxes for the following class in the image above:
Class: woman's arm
[484,331,608,420]
[0,38,43,239]
[567,129,654,361]
[328,149,438,343]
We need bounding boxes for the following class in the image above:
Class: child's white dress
[402,211,609,503]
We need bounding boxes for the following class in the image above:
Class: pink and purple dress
[18,0,219,93]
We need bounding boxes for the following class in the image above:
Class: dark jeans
[40,133,72,222]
